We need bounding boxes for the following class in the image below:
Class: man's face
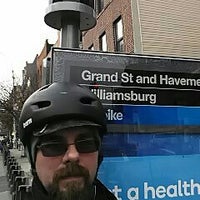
[35,126,100,199]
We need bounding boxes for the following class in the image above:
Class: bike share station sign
[51,48,200,200]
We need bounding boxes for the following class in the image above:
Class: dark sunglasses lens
[41,143,66,157]
[76,138,99,153]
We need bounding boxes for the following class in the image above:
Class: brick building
[82,0,134,53]
[36,40,53,88]
[82,0,200,59]
[23,36,60,89]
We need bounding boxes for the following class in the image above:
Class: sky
[0,0,58,85]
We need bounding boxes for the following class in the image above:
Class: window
[96,0,104,14]
[81,0,94,8]
[99,32,107,51]
[114,17,124,52]
[88,44,94,50]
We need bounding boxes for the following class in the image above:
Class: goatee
[48,162,95,200]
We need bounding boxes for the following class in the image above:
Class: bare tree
[0,83,13,135]
[0,80,33,138]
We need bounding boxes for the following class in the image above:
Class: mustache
[53,162,90,181]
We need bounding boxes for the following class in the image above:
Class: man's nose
[62,144,79,163]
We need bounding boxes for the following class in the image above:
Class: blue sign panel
[52,48,200,200]
[99,154,200,200]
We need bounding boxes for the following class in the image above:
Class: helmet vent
[33,101,51,109]
[80,97,95,105]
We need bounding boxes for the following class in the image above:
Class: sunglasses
[37,137,100,157]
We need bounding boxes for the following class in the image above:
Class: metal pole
[61,15,80,48]
[44,1,96,48]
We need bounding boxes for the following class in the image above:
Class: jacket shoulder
[96,179,117,200]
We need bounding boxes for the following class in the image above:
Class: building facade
[82,0,134,53]
[37,40,53,88]
[82,0,200,59]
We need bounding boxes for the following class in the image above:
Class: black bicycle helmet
[19,82,106,146]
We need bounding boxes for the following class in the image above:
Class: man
[19,82,117,200]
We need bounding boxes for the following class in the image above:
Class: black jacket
[22,176,117,200]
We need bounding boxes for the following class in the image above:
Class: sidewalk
[0,148,32,200]
[0,153,11,200]
[9,149,31,177]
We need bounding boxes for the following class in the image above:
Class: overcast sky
[0,0,57,84]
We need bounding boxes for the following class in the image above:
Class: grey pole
[61,15,80,48]
[44,1,96,48]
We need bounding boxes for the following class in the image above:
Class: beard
[48,162,95,200]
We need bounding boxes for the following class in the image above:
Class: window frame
[113,16,124,52]
[88,44,94,50]
[96,0,104,14]
[99,32,107,51]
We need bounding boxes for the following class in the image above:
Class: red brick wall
[82,0,134,53]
